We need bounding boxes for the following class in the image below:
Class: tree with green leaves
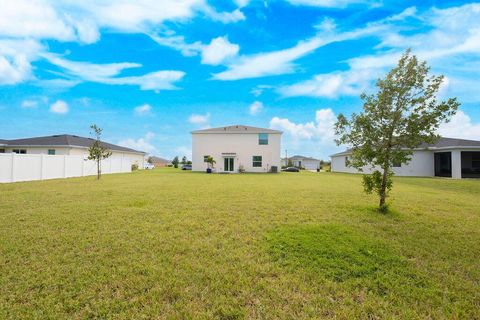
[181,156,187,165]
[88,124,112,180]
[206,156,216,169]
[335,50,459,212]
[172,156,179,168]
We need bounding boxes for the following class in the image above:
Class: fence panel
[0,154,132,183]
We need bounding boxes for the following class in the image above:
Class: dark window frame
[48,149,56,155]
[252,155,262,167]
[258,133,268,145]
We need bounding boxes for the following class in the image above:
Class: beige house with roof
[191,125,282,173]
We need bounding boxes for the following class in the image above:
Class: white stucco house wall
[191,125,282,173]
[0,134,146,168]
[281,155,321,170]
[330,137,480,179]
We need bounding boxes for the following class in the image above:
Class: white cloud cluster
[21,99,39,108]
[285,0,375,8]
[0,0,244,86]
[118,131,157,154]
[270,108,336,141]
[188,113,210,125]
[249,101,263,115]
[150,34,240,66]
[49,100,68,114]
[279,4,480,99]
[134,104,152,115]
[438,110,480,141]
[270,108,340,159]
[41,53,185,92]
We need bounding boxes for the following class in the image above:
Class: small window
[48,149,56,155]
[203,155,210,162]
[13,149,26,154]
[258,133,268,145]
[253,156,262,167]
[392,160,401,168]
[0,149,5,153]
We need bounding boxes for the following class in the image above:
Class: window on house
[203,155,210,162]
[48,149,56,155]
[252,156,262,167]
[258,133,268,145]
[473,153,480,169]
[0,149,5,153]
[13,149,26,154]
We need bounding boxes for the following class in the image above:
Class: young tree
[172,156,179,168]
[335,50,459,211]
[88,124,112,180]
[181,156,187,165]
[206,156,216,169]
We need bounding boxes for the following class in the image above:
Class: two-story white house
[191,125,282,173]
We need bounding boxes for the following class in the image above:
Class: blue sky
[1,0,480,160]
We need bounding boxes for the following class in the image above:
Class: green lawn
[1,169,479,319]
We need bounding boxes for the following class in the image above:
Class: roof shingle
[1,134,145,153]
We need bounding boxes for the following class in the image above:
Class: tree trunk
[379,165,388,210]
[97,159,100,180]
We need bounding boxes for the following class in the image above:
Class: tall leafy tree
[88,124,112,180]
[335,50,459,211]
[172,156,179,168]
[181,156,187,165]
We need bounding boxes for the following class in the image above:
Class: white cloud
[118,131,157,154]
[270,109,336,141]
[149,33,204,57]
[278,4,480,100]
[188,113,210,125]
[438,110,480,141]
[150,33,240,66]
[21,100,39,108]
[42,54,185,92]
[50,100,68,114]
[270,109,340,159]
[285,0,375,8]
[212,21,385,81]
[213,37,324,80]
[203,7,245,23]
[134,104,152,115]
[0,39,42,85]
[278,68,380,98]
[249,101,263,115]
[0,0,242,86]
[201,36,239,65]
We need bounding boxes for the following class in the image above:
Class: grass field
[1,168,479,319]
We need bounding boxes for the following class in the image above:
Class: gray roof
[192,125,282,134]
[283,155,320,161]
[1,134,145,154]
[330,137,480,157]
[149,156,171,163]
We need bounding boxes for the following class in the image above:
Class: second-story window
[48,149,56,155]
[258,133,268,145]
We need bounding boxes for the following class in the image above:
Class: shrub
[131,163,139,171]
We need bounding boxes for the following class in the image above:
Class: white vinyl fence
[0,154,132,183]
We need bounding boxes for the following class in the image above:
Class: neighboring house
[330,137,480,179]
[149,156,171,167]
[0,134,146,168]
[191,125,282,173]
[281,155,321,170]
